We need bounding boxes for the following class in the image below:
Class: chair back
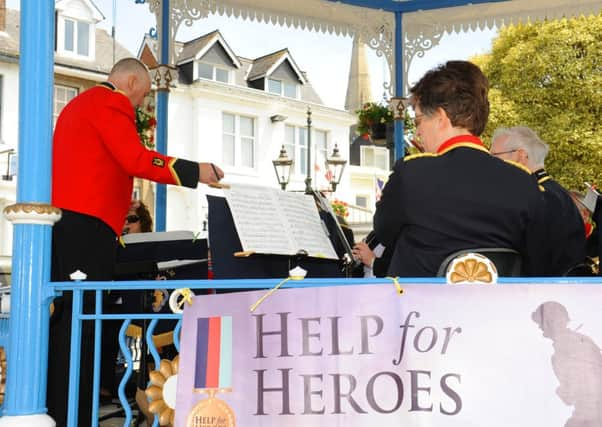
[437,248,522,278]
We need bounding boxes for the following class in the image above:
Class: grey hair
[492,126,549,169]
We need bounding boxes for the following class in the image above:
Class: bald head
[108,58,151,108]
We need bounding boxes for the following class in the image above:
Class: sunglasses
[126,214,140,224]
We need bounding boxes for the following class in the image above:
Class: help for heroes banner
[176,284,602,426]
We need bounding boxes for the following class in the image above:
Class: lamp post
[304,107,313,194]
[325,144,347,192]
[1,148,15,181]
[272,145,293,190]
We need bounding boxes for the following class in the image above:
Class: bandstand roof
[146,0,602,94]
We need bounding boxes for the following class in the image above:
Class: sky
[8,0,497,109]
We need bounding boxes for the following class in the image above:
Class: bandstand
[1,0,601,426]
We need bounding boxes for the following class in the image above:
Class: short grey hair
[109,57,149,77]
[492,126,549,169]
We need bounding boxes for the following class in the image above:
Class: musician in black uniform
[491,126,586,276]
[374,61,547,277]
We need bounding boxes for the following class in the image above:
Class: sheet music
[223,184,338,259]
[224,185,294,255]
[278,191,338,259]
[583,182,599,212]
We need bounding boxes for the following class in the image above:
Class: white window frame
[222,113,256,169]
[56,15,94,59]
[284,125,308,176]
[196,61,231,84]
[355,195,369,208]
[267,78,298,99]
[360,145,389,170]
[285,126,329,177]
[53,84,79,127]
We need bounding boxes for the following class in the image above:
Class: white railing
[347,203,373,225]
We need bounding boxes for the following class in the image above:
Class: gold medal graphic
[187,389,235,427]
[186,316,235,427]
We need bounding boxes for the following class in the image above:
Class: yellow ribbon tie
[250,275,304,312]
[177,288,194,309]
[118,236,126,248]
[387,276,404,295]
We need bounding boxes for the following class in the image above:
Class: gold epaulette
[404,152,436,162]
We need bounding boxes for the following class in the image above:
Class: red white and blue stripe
[194,316,233,389]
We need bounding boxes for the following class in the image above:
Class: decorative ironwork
[147,0,210,66]
[150,64,178,91]
[403,29,443,93]
[355,20,395,98]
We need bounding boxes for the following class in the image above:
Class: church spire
[344,34,373,113]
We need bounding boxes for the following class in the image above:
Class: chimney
[0,0,5,33]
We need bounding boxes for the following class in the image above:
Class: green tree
[473,14,602,190]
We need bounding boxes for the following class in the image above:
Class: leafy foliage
[355,102,393,135]
[473,14,602,190]
[136,104,157,150]
[331,199,349,218]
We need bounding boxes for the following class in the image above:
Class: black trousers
[47,210,117,427]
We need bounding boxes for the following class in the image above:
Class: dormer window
[56,15,95,59]
[197,62,231,83]
[267,78,298,99]
[63,18,90,56]
[55,0,102,60]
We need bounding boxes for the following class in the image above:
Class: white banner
[174,284,602,427]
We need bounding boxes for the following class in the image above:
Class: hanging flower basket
[355,102,393,139]
[370,123,387,139]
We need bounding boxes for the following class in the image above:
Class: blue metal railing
[2,275,602,426]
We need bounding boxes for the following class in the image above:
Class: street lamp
[304,107,313,194]
[272,145,293,190]
[325,144,347,192]
[1,148,15,181]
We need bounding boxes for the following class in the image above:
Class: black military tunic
[374,135,546,277]
[533,169,586,275]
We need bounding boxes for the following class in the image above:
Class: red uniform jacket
[52,83,198,235]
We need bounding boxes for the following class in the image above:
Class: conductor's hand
[199,162,224,184]
[352,241,375,268]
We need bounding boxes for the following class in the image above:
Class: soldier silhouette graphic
[532,301,602,427]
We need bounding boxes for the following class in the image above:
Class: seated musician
[374,60,547,277]
[352,231,392,278]
[491,127,586,276]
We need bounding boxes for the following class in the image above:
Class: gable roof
[55,0,104,22]
[247,48,307,84]
[0,8,132,75]
[177,30,241,68]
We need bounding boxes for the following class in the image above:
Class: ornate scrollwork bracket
[147,0,210,66]
[403,30,443,93]
[3,203,62,225]
[356,19,395,99]
[356,19,444,97]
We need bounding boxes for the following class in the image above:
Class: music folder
[207,184,345,280]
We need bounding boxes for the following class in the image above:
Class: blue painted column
[0,0,57,425]
[394,11,405,160]
[154,0,171,231]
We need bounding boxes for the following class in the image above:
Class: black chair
[436,248,522,277]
